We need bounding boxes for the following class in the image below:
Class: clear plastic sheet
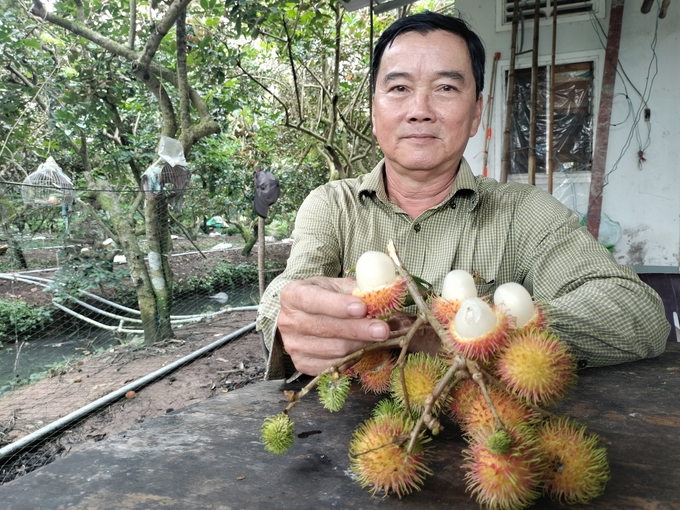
[509,63,593,174]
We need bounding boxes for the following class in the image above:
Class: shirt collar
[358,157,479,208]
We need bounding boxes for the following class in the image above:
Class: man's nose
[408,90,434,122]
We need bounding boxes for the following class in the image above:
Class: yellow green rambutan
[462,387,538,443]
[317,372,351,412]
[537,416,610,504]
[495,328,576,406]
[446,298,512,362]
[350,350,395,394]
[463,426,547,510]
[389,352,448,414]
[349,412,431,497]
[261,413,295,455]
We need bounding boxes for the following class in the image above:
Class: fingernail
[348,302,366,317]
[369,322,388,339]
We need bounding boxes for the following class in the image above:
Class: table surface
[2,342,679,510]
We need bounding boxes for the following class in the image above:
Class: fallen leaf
[237,475,245,481]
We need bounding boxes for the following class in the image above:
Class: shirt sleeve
[257,187,343,379]
[517,189,670,367]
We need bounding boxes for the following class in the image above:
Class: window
[500,0,601,26]
[507,61,594,175]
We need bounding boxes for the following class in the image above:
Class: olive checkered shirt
[257,158,669,379]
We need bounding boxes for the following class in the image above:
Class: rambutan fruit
[371,398,404,419]
[463,426,546,510]
[389,352,447,414]
[495,328,576,406]
[352,251,407,319]
[462,387,538,443]
[351,350,395,394]
[261,413,295,455]
[431,269,478,325]
[446,298,511,362]
[448,377,481,424]
[537,416,610,504]
[349,412,431,497]
[318,372,351,412]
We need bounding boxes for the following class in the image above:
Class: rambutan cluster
[260,250,610,509]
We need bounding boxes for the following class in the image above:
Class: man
[257,11,669,379]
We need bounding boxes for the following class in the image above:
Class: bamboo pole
[528,0,540,186]
[548,0,557,194]
[500,0,520,183]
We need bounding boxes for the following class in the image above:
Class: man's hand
[277,276,391,375]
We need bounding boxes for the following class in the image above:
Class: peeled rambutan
[495,328,576,406]
[446,298,511,362]
[389,352,447,414]
[431,270,478,325]
[349,412,432,498]
[537,416,610,504]
[350,349,395,394]
[463,426,546,510]
[261,413,295,455]
[448,377,481,424]
[352,251,407,319]
[317,372,351,412]
[462,387,538,443]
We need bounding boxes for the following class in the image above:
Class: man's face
[372,30,483,180]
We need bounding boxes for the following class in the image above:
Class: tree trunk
[97,191,163,345]
[1,224,28,269]
[144,196,174,339]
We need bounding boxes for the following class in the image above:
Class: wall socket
[644,108,651,122]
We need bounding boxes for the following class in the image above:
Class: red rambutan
[446,298,511,362]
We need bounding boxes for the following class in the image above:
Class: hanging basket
[21,157,76,207]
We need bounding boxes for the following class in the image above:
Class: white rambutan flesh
[355,251,398,291]
[447,298,511,362]
[493,282,534,329]
[441,269,478,302]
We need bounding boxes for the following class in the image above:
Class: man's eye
[441,85,456,92]
[391,85,407,92]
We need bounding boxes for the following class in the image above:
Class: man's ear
[469,93,484,138]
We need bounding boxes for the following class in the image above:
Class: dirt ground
[0,238,291,484]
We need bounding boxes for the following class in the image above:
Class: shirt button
[577,360,588,369]
[450,201,456,209]
[413,223,421,233]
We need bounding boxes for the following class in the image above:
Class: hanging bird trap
[21,157,76,236]
[21,157,76,208]
[141,136,191,210]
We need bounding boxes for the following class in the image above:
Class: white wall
[457,0,680,269]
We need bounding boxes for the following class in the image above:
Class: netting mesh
[21,157,76,207]
[0,183,291,484]
[141,159,191,210]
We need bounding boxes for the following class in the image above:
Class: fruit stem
[406,354,467,454]
[467,359,507,433]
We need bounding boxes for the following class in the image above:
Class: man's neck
[384,164,458,219]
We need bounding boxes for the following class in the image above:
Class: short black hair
[372,11,486,97]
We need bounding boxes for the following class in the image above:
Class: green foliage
[46,253,130,298]
[0,298,53,341]
[177,261,282,295]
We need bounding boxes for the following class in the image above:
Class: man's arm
[518,191,669,367]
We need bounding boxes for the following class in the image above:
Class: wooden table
[2,343,679,510]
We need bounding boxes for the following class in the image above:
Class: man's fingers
[281,278,366,319]
[279,311,389,342]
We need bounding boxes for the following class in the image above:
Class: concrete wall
[457,0,680,269]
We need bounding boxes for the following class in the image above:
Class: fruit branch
[406,354,467,453]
